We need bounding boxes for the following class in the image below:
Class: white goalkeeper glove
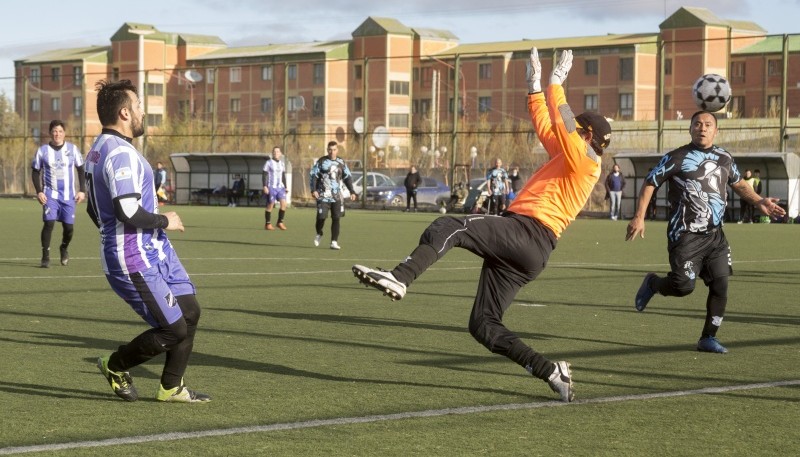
[550,49,573,86]
[526,47,542,93]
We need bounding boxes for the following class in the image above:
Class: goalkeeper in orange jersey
[353,48,611,403]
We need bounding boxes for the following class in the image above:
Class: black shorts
[667,228,732,285]
[316,200,345,220]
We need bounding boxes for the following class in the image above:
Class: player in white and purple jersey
[262,146,288,230]
[85,79,209,403]
[31,120,85,268]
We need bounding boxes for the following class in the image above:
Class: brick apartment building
[14,6,800,153]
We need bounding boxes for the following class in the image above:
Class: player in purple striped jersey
[263,146,288,230]
[31,120,86,267]
[85,79,209,403]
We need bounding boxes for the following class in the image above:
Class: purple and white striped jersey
[263,158,286,189]
[31,142,83,201]
[85,132,172,275]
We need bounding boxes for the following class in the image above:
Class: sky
[2,0,800,103]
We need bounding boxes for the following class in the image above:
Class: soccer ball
[692,74,732,112]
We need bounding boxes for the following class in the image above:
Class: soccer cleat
[265,223,275,231]
[277,222,287,230]
[697,336,728,354]
[330,241,341,250]
[314,234,322,247]
[156,380,211,403]
[352,264,406,301]
[635,273,658,311]
[60,244,69,266]
[40,248,50,268]
[547,361,574,402]
[97,355,138,402]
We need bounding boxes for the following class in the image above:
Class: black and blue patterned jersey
[647,143,742,242]
[486,167,509,194]
[309,155,354,203]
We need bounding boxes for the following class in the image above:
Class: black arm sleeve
[262,171,269,187]
[342,175,356,194]
[76,164,87,193]
[31,168,43,194]
[281,172,287,189]
[113,197,169,229]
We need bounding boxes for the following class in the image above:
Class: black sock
[278,209,285,223]
[265,211,271,224]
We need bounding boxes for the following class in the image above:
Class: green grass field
[0,198,798,456]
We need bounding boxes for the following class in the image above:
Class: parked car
[349,171,395,196]
[364,176,449,208]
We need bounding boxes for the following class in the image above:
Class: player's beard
[131,116,145,138]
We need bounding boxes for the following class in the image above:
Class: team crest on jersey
[683,261,695,280]
[165,292,177,308]
[114,167,133,181]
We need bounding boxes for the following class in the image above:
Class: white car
[349,171,395,195]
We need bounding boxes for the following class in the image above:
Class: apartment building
[14,7,800,151]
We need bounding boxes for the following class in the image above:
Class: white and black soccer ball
[692,74,732,112]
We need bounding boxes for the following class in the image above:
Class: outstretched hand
[526,47,542,93]
[550,49,573,86]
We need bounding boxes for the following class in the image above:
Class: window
[32,127,40,141]
[619,57,634,81]
[730,96,745,116]
[51,67,60,82]
[146,114,162,126]
[112,68,119,81]
[261,65,273,81]
[230,67,241,83]
[767,59,782,77]
[664,59,672,76]
[412,68,419,82]
[51,97,60,112]
[767,95,782,116]
[313,63,324,84]
[312,96,324,117]
[73,67,83,86]
[288,96,300,112]
[663,94,672,110]
[206,68,215,83]
[584,94,598,111]
[730,61,745,82]
[478,96,491,113]
[230,98,240,113]
[207,99,214,113]
[478,63,491,79]
[389,80,409,95]
[260,98,272,114]
[420,67,433,87]
[354,65,362,79]
[73,97,82,116]
[420,98,431,114]
[585,60,598,76]
[30,68,40,84]
[389,113,409,128]
[146,83,163,96]
[354,97,362,112]
[30,98,40,112]
[619,93,633,118]
[287,64,297,80]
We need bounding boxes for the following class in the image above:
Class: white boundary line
[1,380,798,455]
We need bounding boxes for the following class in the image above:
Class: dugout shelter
[612,152,800,220]
[170,153,292,206]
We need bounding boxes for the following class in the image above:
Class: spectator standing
[154,161,168,204]
[738,169,755,223]
[604,163,625,220]
[508,167,523,201]
[404,166,422,212]
[227,174,245,207]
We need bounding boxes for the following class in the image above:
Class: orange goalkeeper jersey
[506,85,602,238]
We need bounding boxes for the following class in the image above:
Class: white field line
[1,379,798,455]
[1,258,798,281]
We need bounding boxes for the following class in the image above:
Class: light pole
[128,28,155,99]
